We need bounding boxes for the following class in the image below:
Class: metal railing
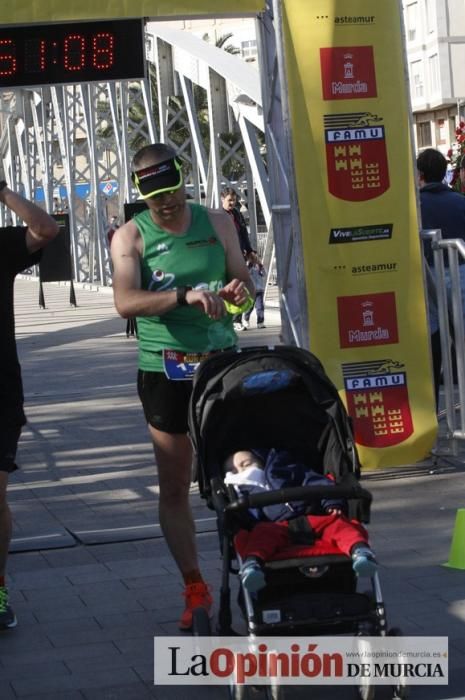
[422,228,465,441]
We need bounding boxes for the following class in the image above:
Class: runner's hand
[219,279,251,306]
[185,289,226,319]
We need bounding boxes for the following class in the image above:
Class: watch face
[0,19,146,88]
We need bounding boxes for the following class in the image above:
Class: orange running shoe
[179,582,213,631]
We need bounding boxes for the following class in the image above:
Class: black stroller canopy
[189,346,361,496]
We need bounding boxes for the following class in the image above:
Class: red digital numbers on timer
[0,20,143,87]
[64,33,114,71]
[93,33,114,69]
[64,34,86,71]
[0,39,16,76]
[0,32,115,77]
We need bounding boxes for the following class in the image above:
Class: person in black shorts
[0,181,59,629]
[111,143,254,630]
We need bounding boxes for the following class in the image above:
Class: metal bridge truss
[0,80,156,285]
[0,1,308,345]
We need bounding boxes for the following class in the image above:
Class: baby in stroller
[224,448,377,593]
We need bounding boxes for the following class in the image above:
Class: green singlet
[135,203,237,372]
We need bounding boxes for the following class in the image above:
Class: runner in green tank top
[111,143,254,631]
[135,202,237,372]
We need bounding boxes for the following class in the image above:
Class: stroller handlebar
[225,484,372,513]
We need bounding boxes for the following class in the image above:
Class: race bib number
[163,349,210,380]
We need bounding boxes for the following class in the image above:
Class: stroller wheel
[354,630,375,700]
[263,683,285,700]
[388,628,410,700]
[355,684,375,700]
[191,607,212,636]
[228,684,249,700]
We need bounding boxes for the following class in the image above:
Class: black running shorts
[137,370,193,434]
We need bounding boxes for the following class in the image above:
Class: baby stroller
[188,346,406,700]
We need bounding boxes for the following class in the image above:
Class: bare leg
[148,425,199,575]
[0,472,11,578]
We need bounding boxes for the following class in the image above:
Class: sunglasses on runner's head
[131,157,183,199]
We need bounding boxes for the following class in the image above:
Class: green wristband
[224,292,254,315]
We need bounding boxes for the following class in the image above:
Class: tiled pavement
[0,278,464,699]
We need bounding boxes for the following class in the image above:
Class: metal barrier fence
[422,229,465,443]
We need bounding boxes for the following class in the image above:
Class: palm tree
[208,32,240,55]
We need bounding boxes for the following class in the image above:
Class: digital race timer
[0,19,146,88]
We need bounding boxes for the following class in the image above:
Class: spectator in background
[221,188,254,257]
[221,188,255,330]
[417,147,465,407]
[417,150,465,247]
[242,251,267,330]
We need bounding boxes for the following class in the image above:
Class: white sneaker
[233,323,243,331]
[242,320,249,329]
[257,322,266,329]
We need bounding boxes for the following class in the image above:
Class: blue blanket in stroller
[233,448,345,521]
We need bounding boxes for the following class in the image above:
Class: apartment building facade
[404,0,465,154]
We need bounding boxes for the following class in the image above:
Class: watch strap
[176,285,192,306]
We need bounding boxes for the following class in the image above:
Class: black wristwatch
[0,180,7,192]
[176,285,192,306]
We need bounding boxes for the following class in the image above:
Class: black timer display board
[39,213,72,283]
[0,19,145,88]
[124,201,148,222]
[39,213,77,307]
